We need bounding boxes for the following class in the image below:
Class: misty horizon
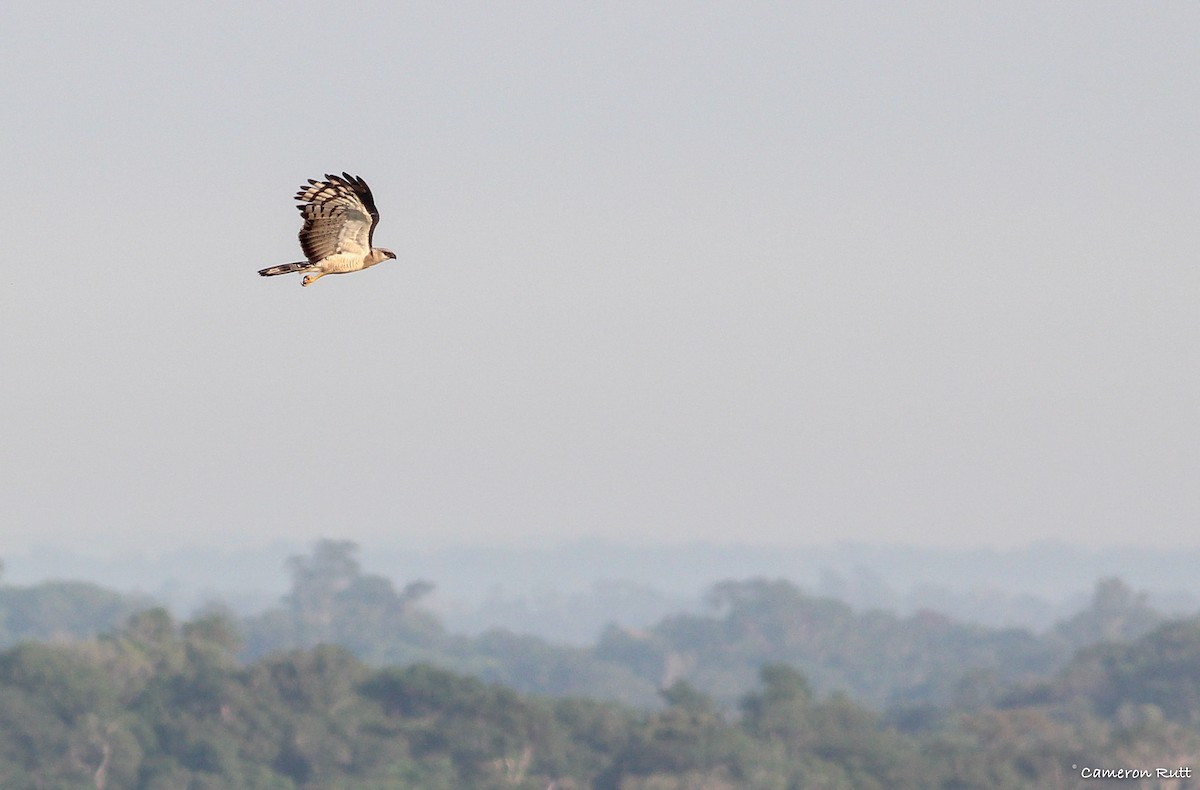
[2,4,1196,600]
[3,536,1195,644]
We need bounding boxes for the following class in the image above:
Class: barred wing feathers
[295,173,382,264]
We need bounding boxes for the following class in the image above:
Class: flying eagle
[258,173,396,287]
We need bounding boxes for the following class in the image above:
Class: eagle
[258,173,396,286]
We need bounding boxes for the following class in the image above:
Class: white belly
[319,253,367,274]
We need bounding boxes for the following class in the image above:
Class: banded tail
[258,262,309,277]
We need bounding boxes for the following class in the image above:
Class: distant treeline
[3,605,1200,788]
[0,541,1169,711]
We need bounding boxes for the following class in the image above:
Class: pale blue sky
[0,2,1196,556]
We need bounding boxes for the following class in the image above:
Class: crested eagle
[259,173,396,287]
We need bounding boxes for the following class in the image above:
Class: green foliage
[0,545,1174,726]
[1,644,114,720]
[125,542,1157,715]
[740,664,813,743]
[1055,618,1200,725]
[1051,577,1163,650]
[243,539,443,665]
[3,545,1198,789]
[0,580,152,648]
[600,577,1060,710]
[244,541,659,705]
[0,610,921,788]
[456,628,660,706]
[0,606,1198,788]
[660,679,717,716]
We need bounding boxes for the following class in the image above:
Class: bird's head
[368,247,398,265]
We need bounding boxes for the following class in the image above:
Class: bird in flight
[259,173,396,287]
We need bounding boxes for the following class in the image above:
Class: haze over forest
[5,539,1199,647]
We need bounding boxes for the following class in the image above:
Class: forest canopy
[0,541,1193,788]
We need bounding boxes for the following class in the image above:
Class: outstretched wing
[294,173,381,263]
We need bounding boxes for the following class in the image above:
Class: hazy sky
[1,2,1196,557]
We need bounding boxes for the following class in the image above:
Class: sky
[0,2,1197,560]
